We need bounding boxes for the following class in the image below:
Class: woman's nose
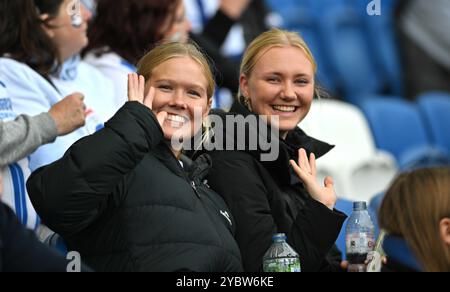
[281,82,297,100]
[170,91,188,109]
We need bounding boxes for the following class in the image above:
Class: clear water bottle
[346,202,375,272]
[263,233,301,272]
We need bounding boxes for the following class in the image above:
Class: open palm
[127,73,167,126]
[290,148,337,210]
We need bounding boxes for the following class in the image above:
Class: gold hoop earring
[244,97,253,111]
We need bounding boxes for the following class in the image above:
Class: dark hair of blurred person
[84,0,183,66]
[0,0,63,81]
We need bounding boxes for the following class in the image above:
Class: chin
[277,120,300,132]
[163,127,193,142]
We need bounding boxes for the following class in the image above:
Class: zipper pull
[191,181,200,198]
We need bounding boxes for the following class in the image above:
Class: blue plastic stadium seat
[418,92,450,156]
[383,235,423,271]
[318,5,384,101]
[351,0,403,95]
[360,97,449,169]
[308,0,349,14]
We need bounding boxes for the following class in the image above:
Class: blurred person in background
[186,0,275,107]
[396,0,450,100]
[0,0,116,231]
[0,81,88,272]
[0,0,116,172]
[1,0,102,229]
[81,0,96,14]
[1,84,86,229]
[379,167,450,272]
[0,83,85,170]
[84,0,192,109]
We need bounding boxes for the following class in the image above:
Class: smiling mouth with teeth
[272,105,298,113]
[165,114,189,127]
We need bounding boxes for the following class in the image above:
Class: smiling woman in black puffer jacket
[196,29,347,272]
[26,42,243,272]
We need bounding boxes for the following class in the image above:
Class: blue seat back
[359,97,431,163]
[354,0,403,95]
[319,6,384,100]
[418,93,450,153]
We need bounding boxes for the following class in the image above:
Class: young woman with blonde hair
[200,29,347,272]
[27,42,243,272]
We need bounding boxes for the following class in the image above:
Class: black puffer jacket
[195,102,347,272]
[27,102,243,272]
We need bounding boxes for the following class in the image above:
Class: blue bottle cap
[353,201,367,211]
[272,233,287,242]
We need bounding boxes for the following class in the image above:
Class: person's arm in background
[0,60,89,170]
[190,34,240,93]
[202,0,252,46]
[189,0,252,94]
[0,93,86,167]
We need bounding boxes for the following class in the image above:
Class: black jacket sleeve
[202,9,235,48]
[0,203,90,272]
[188,4,241,93]
[190,33,240,93]
[27,102,163,237]
[207,151,346,272]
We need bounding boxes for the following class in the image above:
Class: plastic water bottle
[263,233,301,272]
[346,202,375,272]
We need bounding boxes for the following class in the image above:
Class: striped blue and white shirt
[0,56,117,230]
[0,79,39,230]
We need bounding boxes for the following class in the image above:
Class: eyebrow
[265,72,312,78]
[154,79,207,93]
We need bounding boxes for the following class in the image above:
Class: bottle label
[346,233,375,255]
[366,251,382,273]
[263,258,301,273]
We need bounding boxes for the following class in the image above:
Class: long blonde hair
[379,167,450,272]
[239,28,322,104]
[137,41,215,100]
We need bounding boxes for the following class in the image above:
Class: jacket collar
[152,142,212,183]
[152,143,185,178]
[180,153,212,182]
[229,101,334,186]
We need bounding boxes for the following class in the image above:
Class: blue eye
[188,90,201,98]
[295,79,309,85]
